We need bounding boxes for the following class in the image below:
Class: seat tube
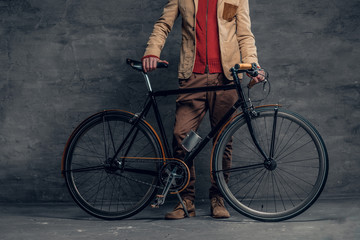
[151,95,172,158]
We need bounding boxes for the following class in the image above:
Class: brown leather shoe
[165,199,196,220]
[210,196,230,218]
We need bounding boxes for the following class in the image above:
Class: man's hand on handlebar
[247,67,266,88]
[142,56,169,73]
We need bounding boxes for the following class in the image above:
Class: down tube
[185,101,241,164]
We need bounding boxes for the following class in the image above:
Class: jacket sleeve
[236,0,259,65]
[143,0,180,58]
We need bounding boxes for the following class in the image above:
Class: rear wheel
[213,107,328,221]
[63,110,163,220]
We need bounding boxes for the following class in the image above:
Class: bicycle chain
[115,171,164,190]
[115,158,164,190]
[114,159,189,192]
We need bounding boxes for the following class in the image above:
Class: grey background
[0,0,359,203]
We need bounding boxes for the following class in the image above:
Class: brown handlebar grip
[239,63,254,70]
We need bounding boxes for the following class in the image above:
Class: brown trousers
[172,73,237,201]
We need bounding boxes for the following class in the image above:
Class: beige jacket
[144,0,259,80]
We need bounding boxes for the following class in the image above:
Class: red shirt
[193,0,222,74]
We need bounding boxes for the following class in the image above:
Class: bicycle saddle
[126,58,168,72]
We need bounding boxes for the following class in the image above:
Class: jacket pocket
[223,2,238,22]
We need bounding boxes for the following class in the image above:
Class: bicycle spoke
[263,116,270,154]
[242,169,267,203]
[276,167,313,193]
[68,165,104,173]
[271,172,277,212]
[280,157,319,164]
[218,163,264,173]
[275,125,302,158]
[82,171,107,205]
[75,145,104,162]
[233,135,264,159]
[273,170,300,206]
[281,158,320,169]
[102,115,109,160]
[273,171,286,211]
[274,118,285,155]
[276,138,314,163]
[247,169,267,207]
[227,168,263,189]
[73,170,105,190]
[85,133,104,159]
[231,169,265,198]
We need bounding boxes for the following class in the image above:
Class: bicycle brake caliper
[248,98,259,118]
[129,113,141,124]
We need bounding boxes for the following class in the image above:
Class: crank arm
[151,166,178,208]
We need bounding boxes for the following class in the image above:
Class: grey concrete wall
[0,0,359,202]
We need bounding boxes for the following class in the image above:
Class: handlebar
[231,63,268,89]
[127,58,258,77]
[126,58,269,101]
[235,63,256,70]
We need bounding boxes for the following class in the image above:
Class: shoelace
[174,200,192,210]
[212,197,225,207]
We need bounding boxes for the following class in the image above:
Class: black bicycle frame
[111,70,270,167]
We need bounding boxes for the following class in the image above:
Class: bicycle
[61,59,328,222]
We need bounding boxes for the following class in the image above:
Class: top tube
[126,58,260,96]
[153,84,237,97]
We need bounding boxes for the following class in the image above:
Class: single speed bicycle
[62,59,328,221]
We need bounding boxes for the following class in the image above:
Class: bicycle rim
[213,108,328,221]
[64,111,163,220]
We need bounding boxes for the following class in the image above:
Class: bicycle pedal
[151,195,165,208]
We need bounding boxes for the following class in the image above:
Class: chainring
[159,159,190,193]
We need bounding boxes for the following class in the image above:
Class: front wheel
[212,107,328,221]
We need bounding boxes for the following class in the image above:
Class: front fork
[245,105,279,162]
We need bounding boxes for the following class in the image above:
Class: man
[142,0,264,219]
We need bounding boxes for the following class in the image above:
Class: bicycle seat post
[142,72,153,93]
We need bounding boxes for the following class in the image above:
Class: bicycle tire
[212,107,328,221]
[63,110,163,220]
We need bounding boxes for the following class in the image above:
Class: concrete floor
[0,197,359,240]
